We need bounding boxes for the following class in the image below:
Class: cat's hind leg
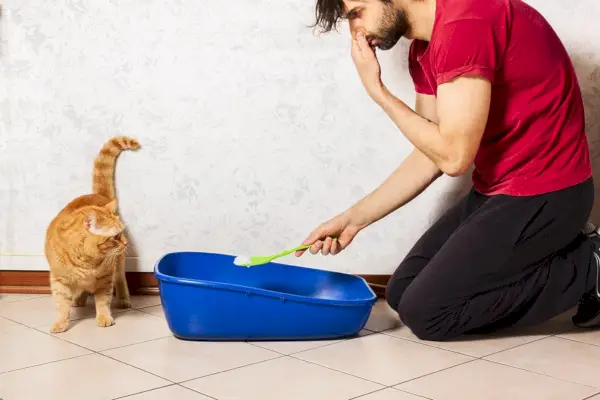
[114,254,132,309]
[50,277,73,333]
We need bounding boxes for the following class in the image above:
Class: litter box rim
[154,251,378,307]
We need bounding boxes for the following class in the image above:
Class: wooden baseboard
[0,271,390,297]
[0,271,159,295]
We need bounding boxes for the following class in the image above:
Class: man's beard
[368,6,409,50]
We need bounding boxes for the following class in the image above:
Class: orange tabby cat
[45,136,140,333]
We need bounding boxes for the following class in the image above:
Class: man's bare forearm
[346,149,442,229]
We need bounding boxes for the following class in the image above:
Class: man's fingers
[322,237,333,256]
[351,39,361,60]
[356,32,376,59]
[310,240,323,255]
[356,33,368,55]
[331,240,340,255]
[301,226,324,246]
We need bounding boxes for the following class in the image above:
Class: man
[296,0,600,341]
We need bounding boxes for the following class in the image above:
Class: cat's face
[82,201,129,256]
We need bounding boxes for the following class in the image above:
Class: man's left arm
[376,76,491,176]
[352,22,496,177]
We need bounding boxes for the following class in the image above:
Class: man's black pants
[386,178,597,341]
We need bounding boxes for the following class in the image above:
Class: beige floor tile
[182,357,383,400]
[139,305,165,318]
[65,294,161,310]
[385,325,548,358]
[39,310,172,351]
[558,328,600,346]
[0,293,49,304]
[486,336,600,388]
[355,388,428,400]
[584,395,600,399]
[121,385,213,399]
[130,295,162,309]
[396,359,597,400]
[293,332,472,386]
[364,300,401,332]
[102,336,279,382]
[0,354,170,400]
[0,316,29,335]
[0,294,127,328]
[250,329,372,355]
[0,327,91,373]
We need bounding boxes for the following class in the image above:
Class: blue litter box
[154,251,377,341]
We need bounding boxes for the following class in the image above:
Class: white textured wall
[1,0,599,274]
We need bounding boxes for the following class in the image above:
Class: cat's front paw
[96,314,115,327]
[115,297,132,309]
[50,320,69,333]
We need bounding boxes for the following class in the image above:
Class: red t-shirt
[408,0,591,196]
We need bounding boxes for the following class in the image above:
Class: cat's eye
[113,233,122,241]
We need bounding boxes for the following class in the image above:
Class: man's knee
[385,277,405,312]
[385,259,423,311]
[397,285,454,342]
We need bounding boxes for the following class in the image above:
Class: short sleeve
[408,40,435,95]
[432,19,499,86]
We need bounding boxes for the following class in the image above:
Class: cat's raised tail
[92,136,141,200]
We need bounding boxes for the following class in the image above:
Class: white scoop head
[233,255,252,267]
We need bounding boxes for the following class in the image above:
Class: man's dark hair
[313,0,346,33]
[313,0,395,34]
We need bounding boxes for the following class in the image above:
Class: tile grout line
[97,334,174,353]
[177,354,288,385]
[1,314,98,354]
[0,314,42,330]
[482,358,600,390]
[379,330,481,357]
[553,334,600,349]
[386,358,480,388]
[1,304,176,378]
[30,307,169,352]
[7,299,589,398]
[0,353,93,376]
[177,384,221,400]
[288,352,413,387]
[349,387,433,400]
[244,328,377,356]
[97,352,178,384]
[393,387,433,400]
[30,325,107,353]
[135,307,164,318]
[356,329,486,359]
[245,336,347,356]
[474,334,554,359]
[0,294,50,305]
[582,390,600,400]
[349,387,391,400]
[110,383,177,400]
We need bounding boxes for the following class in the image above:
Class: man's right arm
[347,94,443,229]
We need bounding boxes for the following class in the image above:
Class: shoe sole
[574,311,600,328]
[572,244,600,329]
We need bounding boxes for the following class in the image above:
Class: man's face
[344,0,409,50]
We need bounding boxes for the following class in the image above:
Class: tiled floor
[1,294,600,400]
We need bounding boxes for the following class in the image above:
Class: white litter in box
[233,255,252,267]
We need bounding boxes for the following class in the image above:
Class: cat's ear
[105,199,118,213]
[85,212,99,233]
[85,211,118,236]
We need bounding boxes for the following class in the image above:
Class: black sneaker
[572,223,600,328]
